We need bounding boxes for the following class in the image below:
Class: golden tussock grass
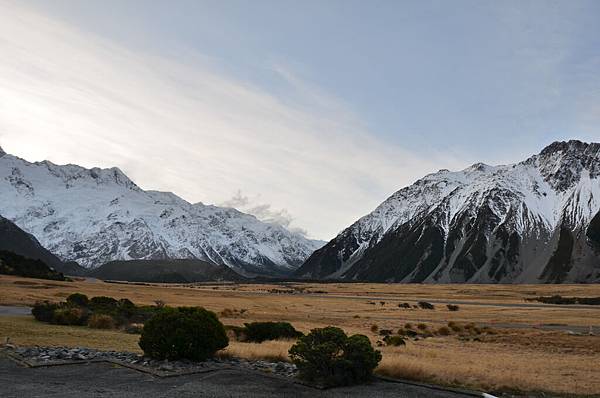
[2,275,600,395]
[217,340,294,362]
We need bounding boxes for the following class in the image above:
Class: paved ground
[0,306,31,316]
[0,357,479,398]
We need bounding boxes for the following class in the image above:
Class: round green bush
[89,296,119,314]
[289,326,382,386]
[31,301,60,323]
[243,322,303,343]
[139,307,228,361]
[66,293,89,307]
[52,307,87,325]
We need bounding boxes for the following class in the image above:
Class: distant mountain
[0,214,84,275]
[297,140,600,283]
[0,147,323,275]
[89,259,244,283]
[0,249,66,281]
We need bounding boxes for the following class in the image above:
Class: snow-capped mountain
[0,147,323,275]
[296,140,600,283]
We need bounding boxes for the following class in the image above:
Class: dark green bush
[52,307,87,325]
[31,301,60,323]
[66,293,89,307]
[383,335,406,346]
[139,307,228,361]
[243,321,303,343]
[446,304,460,311]
[418,301,435,310]
[289,326,382,387]
[89,296,119,314]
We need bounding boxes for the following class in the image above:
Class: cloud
[0,1,468,240]
[221,189,307,236]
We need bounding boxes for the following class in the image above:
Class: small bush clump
[417,323,428,330]
[383,335,406,346]
[89,296,120,314]
[448,322,463,333]
[446,304,460,311]
[31,301,60,323]
[437,326,451,336]
[289,326,381,386]
[418,301,435,310]
[139,307,228,361]
[88,314,116,329]
[66,293,89,307]
[243,321,302,343]
[52,307,87,326]
[370,324,379,333]
[398,303,411,309]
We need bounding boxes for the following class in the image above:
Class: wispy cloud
[0,0,467,239]
[221,189,308,236]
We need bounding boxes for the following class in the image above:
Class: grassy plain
[1,275,600,396]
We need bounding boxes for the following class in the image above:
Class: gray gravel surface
[0,356,478,397]
[0,305,31,316]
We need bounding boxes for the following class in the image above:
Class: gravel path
[0,306,31,316]
[0,353,481,398]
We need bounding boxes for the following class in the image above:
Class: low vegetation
[32,293,162,330]
[289,326,381,386]
[528,295,600,305]
[0,250,66,281]
[138,306,228,361]
[242,321,303,343]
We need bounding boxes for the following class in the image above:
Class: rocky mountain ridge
[296,140,600,283]
[0,148,323,275]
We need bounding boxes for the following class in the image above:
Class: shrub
[243,322,302,343]
[448,322,463,333]
[31,301,60,323]
[139,307,228,361]
[404,322,413,329]
[446,304,460,311]
[52,307,87,325]
[370,324,379,333]
[378,329,393,336]
[383,335,406,346]
[88,314,116,329]
[437,326,451,336]
[66,293,89,307]
[89,296,119,314]
[398,328,418,337]
[418,301,435,310]
[289,326,382,386]
[398,303,411,309]
[417,323,428,330]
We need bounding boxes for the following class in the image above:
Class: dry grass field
[1,275,600,396]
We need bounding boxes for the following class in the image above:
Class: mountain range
[296,140,600,283]
[0,146,323,276]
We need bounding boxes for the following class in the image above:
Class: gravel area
[7,346,298,378]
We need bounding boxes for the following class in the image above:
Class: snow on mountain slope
[0,148,323,274]
[296,140,600,283]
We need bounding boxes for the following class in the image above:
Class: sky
[0,0,599,240]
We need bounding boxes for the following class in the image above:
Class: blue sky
[1,0,599,239]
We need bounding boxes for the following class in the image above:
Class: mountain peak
[539,140,598,157]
